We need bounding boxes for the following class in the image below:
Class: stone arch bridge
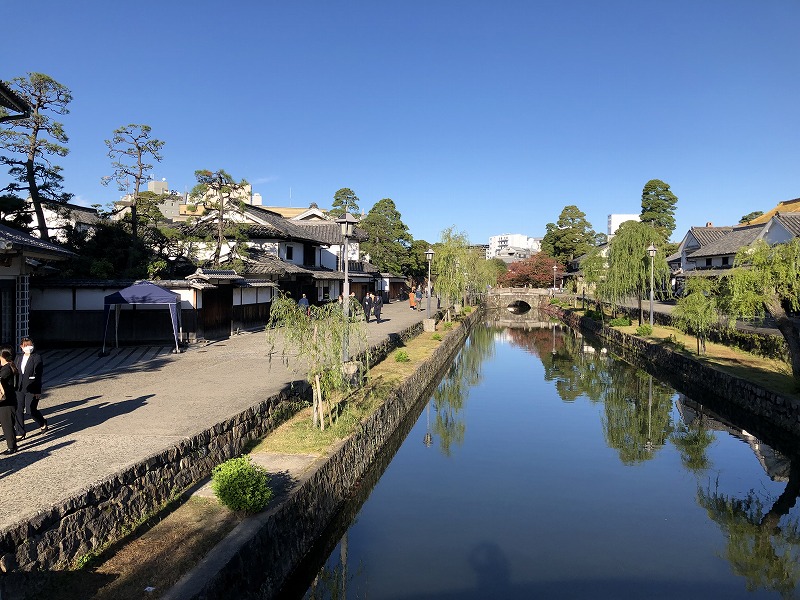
[485,287,554,311]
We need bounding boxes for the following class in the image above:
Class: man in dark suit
[15,336,46,439]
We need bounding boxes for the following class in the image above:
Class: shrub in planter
[395,349,411,362]
[636,323,653,336]
[212,456,273,514]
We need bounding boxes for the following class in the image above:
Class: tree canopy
[600,220,669,324]
[724,238,800,382]
[0,72,72,241]
[188,169,250,268]
[639,179,678,244]
[102,124,164,243]
[739,210,764,224]
[498,253,560,288]
[329,187,360,219]
[358,198,412,274]
[541,205,596,263]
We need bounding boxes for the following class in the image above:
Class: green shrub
[442,322,454,331]
[584,309,603,321]
[636,323,653,336]
[211,456,272,514]
[608,317,632,327]
[395,349,411,362]
[431,333,442,341]
[463,306,473,314]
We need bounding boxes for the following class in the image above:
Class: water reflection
[286,314,800,599]
[430,324,495,456]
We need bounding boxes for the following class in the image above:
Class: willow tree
[599,220,669,324]
[266,293,368,429]
[0,73,72,241]
[673,276,718,355]
[432,226,470,321]
[724,238,800,383]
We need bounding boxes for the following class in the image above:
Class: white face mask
[22,345,33,354]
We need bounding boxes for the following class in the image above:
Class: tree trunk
[765,297,800,382]
[637,293,643,326]
[25,159,50,242]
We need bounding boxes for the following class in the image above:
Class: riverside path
[0,301,425,534]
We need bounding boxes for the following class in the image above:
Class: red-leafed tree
[498,253,561,288]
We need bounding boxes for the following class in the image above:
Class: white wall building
[607,214,640,237]
[487,234,541,259]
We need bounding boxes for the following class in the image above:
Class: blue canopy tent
[102,281,182,355]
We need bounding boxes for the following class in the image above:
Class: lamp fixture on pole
[425,248,434,318]
[552,264,557,291]
[336,212,358,361]
[647,243,657,327]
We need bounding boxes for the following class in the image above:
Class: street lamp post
[647,243,657,327]
[336,212,358,361]
[425,248,434,318]
[552,264,557,292]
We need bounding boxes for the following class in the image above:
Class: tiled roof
[689,226,733,246]
[242,205,330,244]
[302,266,344,280]
[44,200,101,224]
[0,224,75,258]
[0,81,30,118]
[293,221,369,244]
[235,279,277,288]
[688,224,763,259]
[188,268,242,281]
[775,214,800,237]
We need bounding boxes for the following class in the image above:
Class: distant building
[488,234,541,259]
[607,214,640,237]
[113,179,187,222]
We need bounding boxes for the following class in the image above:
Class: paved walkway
[0,301,426,531]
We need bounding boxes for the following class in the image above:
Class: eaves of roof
[0,224,75,260]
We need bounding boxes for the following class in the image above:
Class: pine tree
[640,179,678,244]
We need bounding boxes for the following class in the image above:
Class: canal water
[281,313,800,599]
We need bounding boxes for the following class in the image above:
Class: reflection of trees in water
[432,325,495,457]
[697,462,800,598]
[602,371,673,464]
[670,401,715,474]
[502,324,673,463]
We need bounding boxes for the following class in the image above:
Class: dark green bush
[584,309,603,321]
[636,323,653,336]
[608,317,632,327]
[211,456,272,514]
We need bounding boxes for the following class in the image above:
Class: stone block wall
[170,311,481,600]
[0,320,426,574]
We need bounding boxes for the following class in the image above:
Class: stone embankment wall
[552,306,800,436]
[169,310,481,600]
[0,321,426,573]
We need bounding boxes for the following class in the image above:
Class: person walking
[372,292,383,323]
[15,337,46,439]
[362,293,373,323]
[415,287,423,311]
[298,293,310,316]
[409,287,417,310]
[0,348,18,455]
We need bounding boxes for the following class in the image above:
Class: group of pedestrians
[0,337,46,456]
[361,292,384,323]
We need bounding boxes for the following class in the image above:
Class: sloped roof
[0,80,30,121]
[689,226,733,246]
[242,205,330,244]
[187,268,242,281]
[0,223,75,259]
[774,213,800,237]
[293,221,368,244]
[744,198,800,225]
[688,224,763,259]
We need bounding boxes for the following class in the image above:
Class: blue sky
[3,1,799,244]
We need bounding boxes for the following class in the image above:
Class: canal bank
[548,305,800,438]
[163,307,482,600]
[0,301,430,583]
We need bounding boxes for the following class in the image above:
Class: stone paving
[0,300,425,532]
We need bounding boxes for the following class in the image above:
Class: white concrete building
[607,214,640,237]
[487,234,541,259]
